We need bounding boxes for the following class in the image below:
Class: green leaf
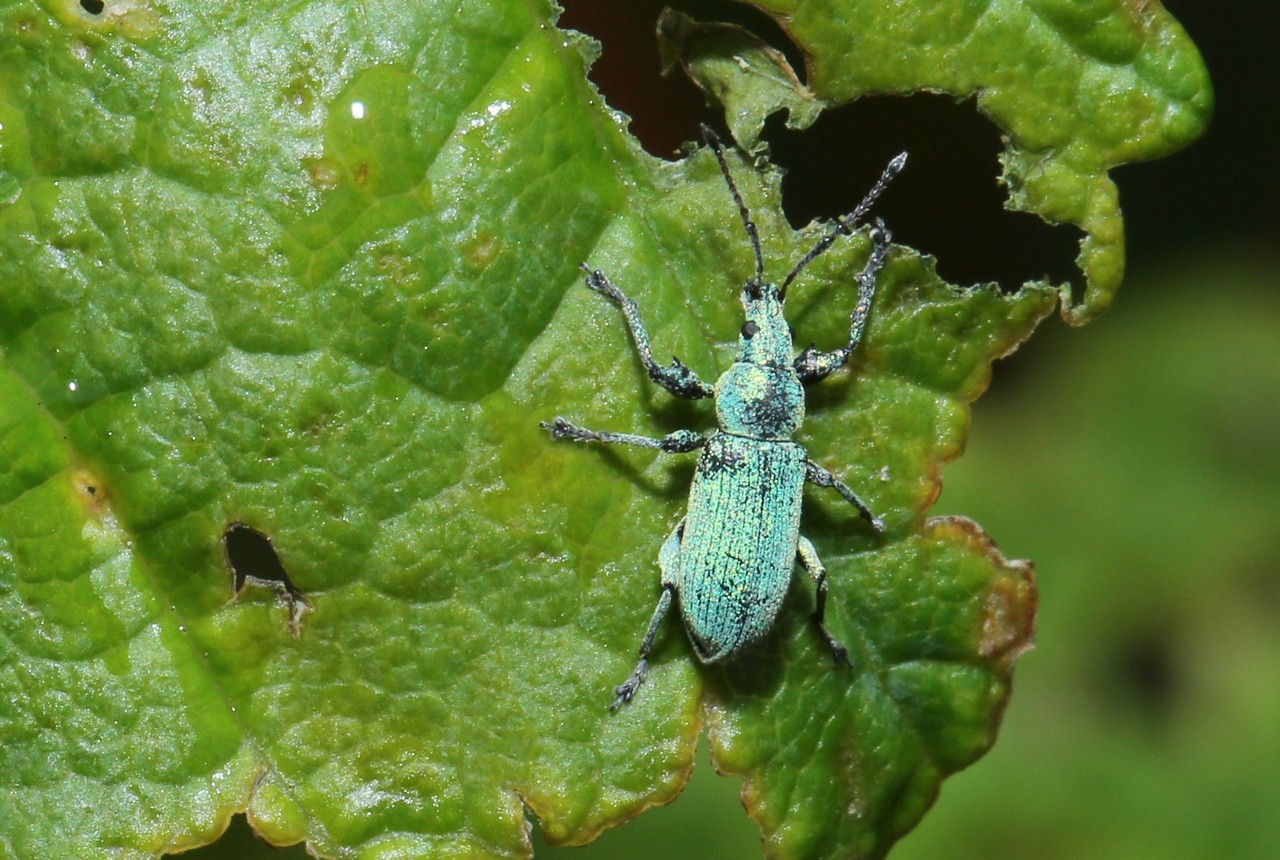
[0,1,1209,858]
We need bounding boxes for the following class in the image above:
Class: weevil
[542,127,906,709]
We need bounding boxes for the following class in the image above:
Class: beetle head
[737,279,793,366]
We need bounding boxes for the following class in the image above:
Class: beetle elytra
[543,127,906,709]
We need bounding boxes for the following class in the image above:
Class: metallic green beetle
[543,128,906,709]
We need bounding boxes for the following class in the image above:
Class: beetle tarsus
[610,659,649,711]
[822,630,852,667]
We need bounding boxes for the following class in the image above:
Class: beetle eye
[741,321,759,339]
[744,281,763,301]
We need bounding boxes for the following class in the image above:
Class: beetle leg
[541,417,705,454]
[611,521,684,711]
[804,459,886,532]
[793,222,892,385]
[797,536,852,667]
[579,265,716,400]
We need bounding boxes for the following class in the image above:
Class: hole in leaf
[559,4,1078,287]
[178,813,310,857]
[79,0,105,14]
[223,522,311,636]
[224,522,289,591]
[559,0,801,158]
[764,96,1080,289]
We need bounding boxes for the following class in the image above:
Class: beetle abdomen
[678,432,806,662]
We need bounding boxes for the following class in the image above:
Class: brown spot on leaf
[463,230,500,272]
[927,515,1037,662]
[1124,0,1157,28]
[980,565,1037,663]
[305,157,341,190]
[70,468,109,516]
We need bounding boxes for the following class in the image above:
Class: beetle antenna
[781,151,907,291]
[702,125,765,284]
